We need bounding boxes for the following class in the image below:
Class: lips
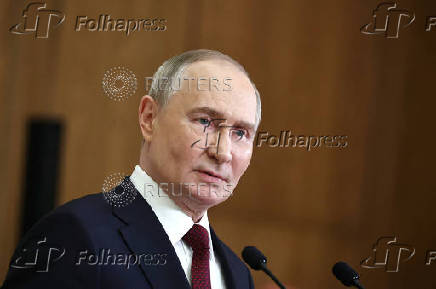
[195,170,228,183]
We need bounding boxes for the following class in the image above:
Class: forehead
[174,60,257,126]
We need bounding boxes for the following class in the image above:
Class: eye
[231,129,247,141]
[235,129,245,137]
[198,118,210,126]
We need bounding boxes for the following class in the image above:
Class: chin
[187,186,231,207]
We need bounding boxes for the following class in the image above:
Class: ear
[138,95,159,143]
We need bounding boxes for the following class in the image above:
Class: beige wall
[2,0,436,288]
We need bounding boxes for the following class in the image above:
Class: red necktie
[182,224,211,289]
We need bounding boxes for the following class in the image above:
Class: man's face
[146,59,257,209]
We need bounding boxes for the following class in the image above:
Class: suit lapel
[210,227,246,289]
[112,177,191,289]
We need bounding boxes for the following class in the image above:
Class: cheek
[166,124,204,169]
[232,147,253,178]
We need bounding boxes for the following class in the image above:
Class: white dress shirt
[129,165,227,289]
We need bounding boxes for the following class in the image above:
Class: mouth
[194,170,228,183]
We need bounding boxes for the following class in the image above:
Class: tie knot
[182,224,210,251]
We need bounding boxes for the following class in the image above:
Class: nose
[206,128,232,163]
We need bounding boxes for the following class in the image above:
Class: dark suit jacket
[2,177,254,289]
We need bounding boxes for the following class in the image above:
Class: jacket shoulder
[18,192,114,247]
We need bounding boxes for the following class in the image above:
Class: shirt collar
[129,165,211,246]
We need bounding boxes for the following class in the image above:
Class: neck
[167,194,207,223]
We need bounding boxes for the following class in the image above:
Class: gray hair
[148,49,261,129]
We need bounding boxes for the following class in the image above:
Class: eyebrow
[187,106,256,132]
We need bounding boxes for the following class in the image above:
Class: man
[2,49,261,289]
